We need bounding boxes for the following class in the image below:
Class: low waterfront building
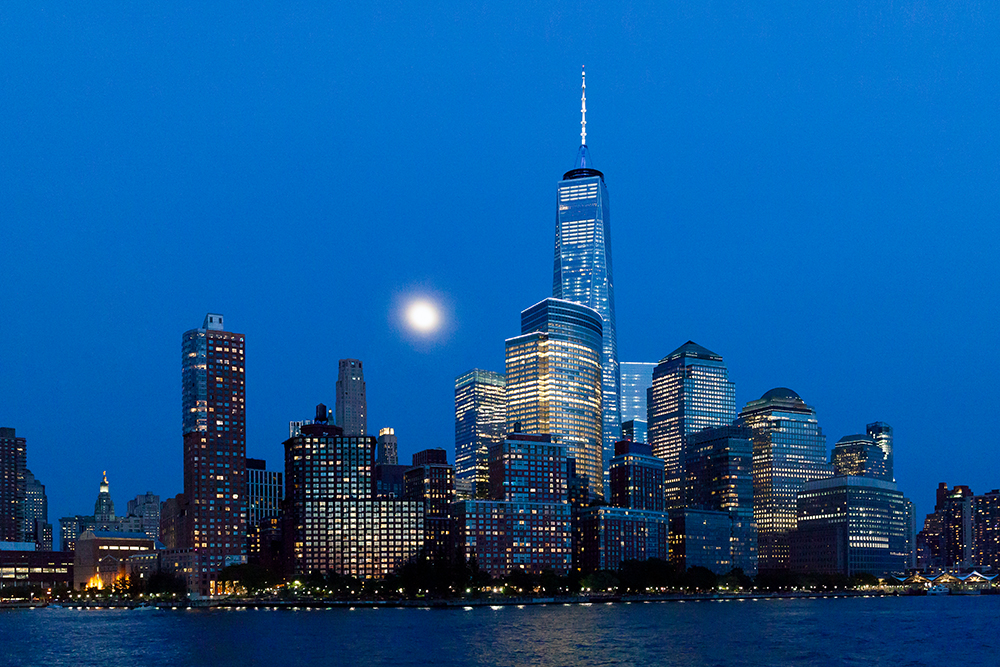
[0,543,73,590]
[73,530,157,590]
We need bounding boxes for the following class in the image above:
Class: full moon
[405,300,441,333]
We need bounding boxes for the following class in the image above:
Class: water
[2,596,997,667]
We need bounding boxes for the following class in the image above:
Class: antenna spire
[580,66,587,146]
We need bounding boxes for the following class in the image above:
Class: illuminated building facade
[22,469,52,551]
[59,474,133,551]
[791,476,909,577]
[669,509,735,574]
[506,298,603,498]
[831,434,890,481]
[647,341,736,510]
[454,369,506,498]
[619,362,656,425]
[867,421,894,482]
[0,547,73,590]
[621,419,647,445]
[974,489,1000,570]
[453,433,572,577]
[376,428,398,466]
[181,313,247,594]
[0,427,26,543]
[609,440,665,512]
[125,492,161,542]
[246,458,282,528]
[683,425,757,574]
[917,483,975,569]
[552,73,620,491]
[738,387,832,572]
[335,359,367,436]
[283,406,423,579]
[403,449,456,560]
[578,507,670,573]
[73,530,156,589]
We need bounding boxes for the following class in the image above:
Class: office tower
[619,362,656,424]
[283,405,423,579]
[621,419,647,445]
[22,470,52,551]
[246,459,282,528]
[454,369,506,497]
[609,441,665,512]
[0,427,26,542]
[552,70,621,485]
[376,428,398,466]
[453,432,572,577]
[739,387,832,572]
[791,476,909,577]
[125,492,161,542]
[506,298,603,497]
[181,312,247,594]
[647,341,736,510]
[335,359,367,436]
[867,421,894,482]
[831,434,889,480]
[404,449,456,561]
[903,497,917,569]
[676,425,757,575]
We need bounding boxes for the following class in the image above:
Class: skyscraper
[182,312,247,594]
[0,427,26,543]
[831,434,890,481]
[335,359,367,436]
[619,362,656,423]
[647,341,736,509]
[867,421,894,482]
[454,369,506,497]
[738,387,832,572]
[552,69,620,491]
[505,298,604,496]
[376,427,398,466]
[22,469,51,551]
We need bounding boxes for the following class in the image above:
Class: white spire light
[580,66,587,146]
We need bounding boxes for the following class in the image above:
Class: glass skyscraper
[738,387,832,572]
[335,359,367,437]
[552,71,620,496]
[647,341,736,510]
[505,298,604,497]
[454,369,506,496]
[619,361,656,424]
[867,421,894,482]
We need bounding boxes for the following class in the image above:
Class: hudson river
[3,596,997,666]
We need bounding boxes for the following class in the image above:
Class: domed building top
[759,387,802,402]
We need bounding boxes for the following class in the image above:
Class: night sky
[2,2,998,536]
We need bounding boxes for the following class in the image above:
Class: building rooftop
[660,341,723,364]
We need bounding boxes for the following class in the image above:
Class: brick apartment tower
[181,313,247,594]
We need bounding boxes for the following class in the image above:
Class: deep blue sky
[2,2,998,533]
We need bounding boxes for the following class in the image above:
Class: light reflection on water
[3,596,999,667]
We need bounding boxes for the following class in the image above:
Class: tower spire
[580,66,587,146]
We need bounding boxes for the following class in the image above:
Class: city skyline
[2,2,998,536]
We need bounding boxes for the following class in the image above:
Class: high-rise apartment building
[335,359,367,436]
[376,428,398,466]
[181,312,247,594]
[647,341,736,510]
[739,387,832,572]
[0,427,26,543]
[609,441,665,512]
[404,449,456,561]
[124,492,161,543]
[453,432,572,577]
[454,369,506,497]
[506,298,603,497]
[552,70,621,488]
[246,458,282,528]
[619,362,656,424]
[22,469,51,551]
[283,405,423,579]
